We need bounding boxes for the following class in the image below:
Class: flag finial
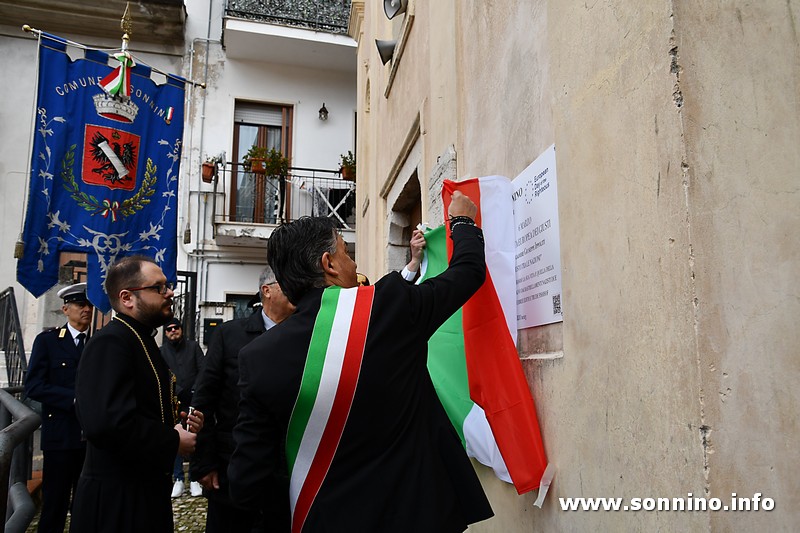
[121,2,133,50]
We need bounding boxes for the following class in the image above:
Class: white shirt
[66,323,88,345]
[400,265,417,282]
[262,310,277,332]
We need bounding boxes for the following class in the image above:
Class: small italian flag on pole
[420,176,553,504]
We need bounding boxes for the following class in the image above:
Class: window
[231,102,293,223]
[387,173,421,273]
[226,293,255,320]
[58,252,87,284]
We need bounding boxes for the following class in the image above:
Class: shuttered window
[234,103,284,126]
[230,101,293,224]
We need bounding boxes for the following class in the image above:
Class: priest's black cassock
[72,315,178,533]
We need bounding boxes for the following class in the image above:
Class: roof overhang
[223,17,357,73]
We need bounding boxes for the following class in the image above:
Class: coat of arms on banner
[82,125,140,190]
[17,33,187,312]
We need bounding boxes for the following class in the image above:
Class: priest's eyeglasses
[125,282,175,295]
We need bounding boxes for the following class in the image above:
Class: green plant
[263,148,289,177]
[243,146,288,176]
[243,145,268,172]
[340,150,356,180]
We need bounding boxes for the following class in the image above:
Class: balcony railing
[225,0,352,35]
[212,163,357,231]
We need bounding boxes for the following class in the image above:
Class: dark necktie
[76,332,86,353]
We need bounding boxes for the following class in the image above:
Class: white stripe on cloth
[289,288,358,514]
[463,402,511,483]
[477,176,518,346]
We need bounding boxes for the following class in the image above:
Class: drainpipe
[186,0,221,304]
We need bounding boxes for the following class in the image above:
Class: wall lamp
[384,0,408,19]
[319,103,329,121]
[376,39,397,65]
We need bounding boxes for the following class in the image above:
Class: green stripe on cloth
[420,226,473,446]
[286,286,340,473]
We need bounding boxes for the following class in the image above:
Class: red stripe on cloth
[463,271,547,494]
[124,67,131,97]
[442,178,483,253]
[291,286,374,533]
[100,68,119,91]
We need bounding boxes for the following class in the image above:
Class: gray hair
[258,266,277,289]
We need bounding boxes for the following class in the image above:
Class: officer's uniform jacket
[24,324,85,451]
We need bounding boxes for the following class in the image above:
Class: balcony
[211,163,356,247]
[225,0,351,35]
[223,0,356,72]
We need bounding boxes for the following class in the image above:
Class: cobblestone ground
[172,492,209,533]
[25,490,209,532]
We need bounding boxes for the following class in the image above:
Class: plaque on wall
[512,144,563,328]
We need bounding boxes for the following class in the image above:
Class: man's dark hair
[104,255,157,309]
[267,217,338,305]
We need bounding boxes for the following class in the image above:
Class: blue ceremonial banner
[17,33,186,312]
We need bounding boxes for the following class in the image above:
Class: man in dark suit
[191,266,294,532]
[228,191,494,532]
[25,282,92,533]
[70,256,203,533]
[160,317,206,498]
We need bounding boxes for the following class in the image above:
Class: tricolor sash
[286,285,375,533]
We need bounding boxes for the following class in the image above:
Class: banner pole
[15,25,43,259]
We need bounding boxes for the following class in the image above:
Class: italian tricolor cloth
[421,176,552,500]
[99,52,134,97]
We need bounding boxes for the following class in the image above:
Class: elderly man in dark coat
[70,256,203,533]
[191,266,294,532]
[228,191,493,533]
[25,282,92,533]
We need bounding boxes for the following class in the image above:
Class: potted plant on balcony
[340,150,356,181]
[243,145,268,174]
[201,156,221,183]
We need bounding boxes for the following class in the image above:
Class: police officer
[25,282,93,533]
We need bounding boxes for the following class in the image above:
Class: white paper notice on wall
[512,144,564,329]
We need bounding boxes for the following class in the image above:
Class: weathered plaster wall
[0,31,38,339]
[457,1,707,531]
[674,1,800,530]
[355,0,435,281]
[356,0,798,530]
